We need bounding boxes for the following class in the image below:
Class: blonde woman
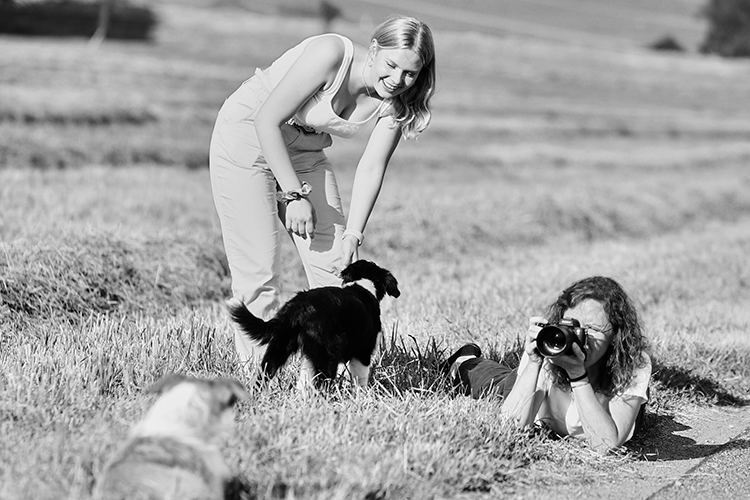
[209,16,436,364]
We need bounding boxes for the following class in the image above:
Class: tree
[700,0,750,57]
[89,0,116,48]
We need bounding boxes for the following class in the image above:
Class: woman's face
[563,299,614,368]
[369,46,423,98]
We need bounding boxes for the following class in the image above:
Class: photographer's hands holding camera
[524,316,587,379]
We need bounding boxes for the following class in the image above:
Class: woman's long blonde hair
[371,16,436,140]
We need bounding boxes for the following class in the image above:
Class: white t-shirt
[534,353,651,442]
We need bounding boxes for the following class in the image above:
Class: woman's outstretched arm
[342,116,401,266]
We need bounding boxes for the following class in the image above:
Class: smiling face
[562,299,613,368]
[366,45,423,99]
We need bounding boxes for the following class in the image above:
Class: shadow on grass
[224,477,299,500]
[627,413,720,461]
[627,412,750,462]
[372,327,449,395]
[225,477,385,500]
[225,476,255,500]
[651,358,749,407]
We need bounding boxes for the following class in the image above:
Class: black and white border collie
[228,260,400,390]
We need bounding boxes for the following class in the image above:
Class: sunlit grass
[2,162,748,497]
[1,2,750,499]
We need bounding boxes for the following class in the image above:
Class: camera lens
[537,325,567,357]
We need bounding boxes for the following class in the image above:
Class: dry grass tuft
[0,231,230,326]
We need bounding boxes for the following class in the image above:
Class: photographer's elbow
[500,405,534,428]
[589,432,623,453]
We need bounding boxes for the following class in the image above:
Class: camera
[535,317,586,358]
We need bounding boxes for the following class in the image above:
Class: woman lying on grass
[445,276,651,451]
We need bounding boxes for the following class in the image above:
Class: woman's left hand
[549,342,587,379]
[341,234,359,268]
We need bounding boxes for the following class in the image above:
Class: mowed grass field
[2,2,750,499]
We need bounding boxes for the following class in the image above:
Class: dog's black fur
[228,260,400,387]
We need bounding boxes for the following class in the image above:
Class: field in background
[248,0,707,51]
[1,1,750,499]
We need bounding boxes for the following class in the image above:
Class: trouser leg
[209,124,280,366]
[458,358,518,400]
[285,155,346,288]
[210,105,343,367]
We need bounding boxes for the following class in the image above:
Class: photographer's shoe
[443,343,482,385]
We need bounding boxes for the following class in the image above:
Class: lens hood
[536,318,585,358]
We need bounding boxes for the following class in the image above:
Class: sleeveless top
[535,354,651,442]
[258,34,390,138]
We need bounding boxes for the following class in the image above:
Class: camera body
[535,317,586,358]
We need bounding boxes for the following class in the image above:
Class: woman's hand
[285,198,316,239]
[525,316,546,365]
[549,342,587,379]
[341,234,359,268]
[500,316,547,426]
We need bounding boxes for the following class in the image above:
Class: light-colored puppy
[94,374,249,500]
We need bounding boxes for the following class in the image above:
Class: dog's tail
[227,299,275,345]
[226,299,298,380]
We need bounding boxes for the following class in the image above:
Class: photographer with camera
[445,276,651,450]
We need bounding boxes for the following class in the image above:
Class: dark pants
[457,358,518,400]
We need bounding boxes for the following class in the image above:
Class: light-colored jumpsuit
[209,34,388,363]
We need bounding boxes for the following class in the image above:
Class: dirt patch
[517,405,750,499]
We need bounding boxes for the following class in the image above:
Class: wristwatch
[276,182,312,204]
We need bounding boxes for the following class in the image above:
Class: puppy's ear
[213,379,250,408]
[148,373,188,394]
[384,272,400,298]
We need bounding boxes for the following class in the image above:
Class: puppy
[228,260,400,389]
[94,374,249,500]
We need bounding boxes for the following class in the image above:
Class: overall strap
[320,34,354,96]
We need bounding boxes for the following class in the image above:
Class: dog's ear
[147,373,188,394]
[212,378,250,408]
[384,272,400,298]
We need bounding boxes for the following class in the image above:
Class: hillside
[236,0,708,51]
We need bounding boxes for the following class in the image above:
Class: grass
[1,2,750,499]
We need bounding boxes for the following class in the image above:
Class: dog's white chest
[344,278,377,298]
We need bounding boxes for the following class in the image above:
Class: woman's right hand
[285,198,316,239]
[341,234,359,268]
[501,316,547,425]
[525,316,546,365]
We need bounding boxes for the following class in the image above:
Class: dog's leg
[297,355,316,392]
[347,359,370,388]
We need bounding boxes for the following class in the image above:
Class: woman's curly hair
[544,276,649,397]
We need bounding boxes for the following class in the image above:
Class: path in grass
[652,425,750,500]
[517,405,750,500]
